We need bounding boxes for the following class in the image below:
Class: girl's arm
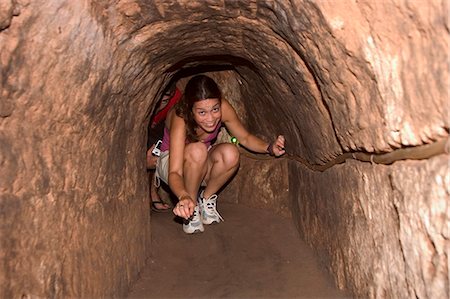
[221,99,285,156]
[167,111,196,218]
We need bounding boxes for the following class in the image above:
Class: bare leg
[183,142,209,201]
[149,171,169,210]
[203,143,240,198]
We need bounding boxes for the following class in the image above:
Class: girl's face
[192,98,221,133]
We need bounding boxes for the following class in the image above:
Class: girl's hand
[173,196,196,219]
[269,135,286,157]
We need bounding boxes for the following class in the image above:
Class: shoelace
[204,195,224,222]
[184,206,199,224]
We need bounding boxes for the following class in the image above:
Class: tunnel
[1,0,449,298]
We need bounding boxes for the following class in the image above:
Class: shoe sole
[183,228,204,234]
[183,222,204,234]
[202,219,220,225]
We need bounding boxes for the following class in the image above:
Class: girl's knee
[218,144,240,167]
[185,142,208,164]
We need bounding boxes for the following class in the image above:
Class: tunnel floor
[127,203,350,299]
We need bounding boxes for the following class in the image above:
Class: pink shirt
[160,122,222,152]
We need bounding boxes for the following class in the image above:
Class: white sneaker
[182,205,204,234]
[199,191,224,225]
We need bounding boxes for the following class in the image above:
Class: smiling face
[192,98,221,133]
[178,75,223,142]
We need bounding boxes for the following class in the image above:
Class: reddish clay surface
[127,203,350,298]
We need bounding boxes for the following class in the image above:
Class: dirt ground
[127,203,350,299]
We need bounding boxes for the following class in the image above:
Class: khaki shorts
[155,151,170,187]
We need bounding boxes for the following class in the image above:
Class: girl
[155,75,285,234]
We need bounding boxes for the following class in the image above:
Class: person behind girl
[147,83,182,212]
[155,75,285,233]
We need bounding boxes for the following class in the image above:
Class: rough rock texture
[1,1,156,298]
[289,155,449,298]
[1,0,448,298]
[220,154,290,218]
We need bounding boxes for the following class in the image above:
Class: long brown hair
[175,75,222,142]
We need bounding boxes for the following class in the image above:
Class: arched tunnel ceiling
[0,1,447,196]
[2,0,447,166]
[108,0,448,165]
